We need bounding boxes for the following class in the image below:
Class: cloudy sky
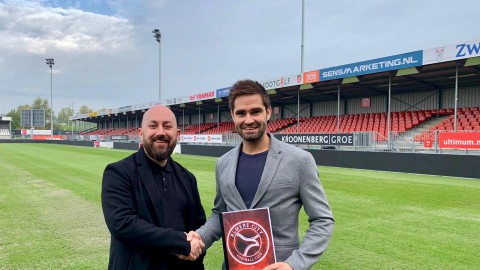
[1,0,479,115]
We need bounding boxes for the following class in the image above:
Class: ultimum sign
[439,132,480,149]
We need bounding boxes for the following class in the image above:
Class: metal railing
[16,129,480,155]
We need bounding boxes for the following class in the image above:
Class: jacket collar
[250,135,281,208]
[227,134,283,209]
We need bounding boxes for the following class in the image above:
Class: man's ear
[266,106,272,121]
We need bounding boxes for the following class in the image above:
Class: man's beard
[236,121,267,142]
[143,135,176,162]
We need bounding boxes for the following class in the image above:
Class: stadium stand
[76,109,452,141]
[0,129,10,135]
[182,123,217,134]
[80,127,140,140]
[268,118,298,133]
[202,122,235,134]
[67,38,480,151]
[414,107,480,142]
[123,128,139,139]
[279,109,433,136]
[0,117,12,139]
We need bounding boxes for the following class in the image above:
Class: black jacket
[101,147,206,270]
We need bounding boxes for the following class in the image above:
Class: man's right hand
[186,231,203,243]
[177,231,205,261]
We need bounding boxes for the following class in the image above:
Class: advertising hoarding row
[179,134,223,144]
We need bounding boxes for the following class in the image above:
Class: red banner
[303,70,320,83]
[361,97,371,108]
[424,139,433,148]
[438,132,480,149]
[32,135,64,140]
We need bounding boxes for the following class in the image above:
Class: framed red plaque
[220,207,276,269]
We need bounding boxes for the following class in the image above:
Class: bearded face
[235,117,267,142]
[139,106,179,165]
[142,133,177,163]
[231,94,271,143]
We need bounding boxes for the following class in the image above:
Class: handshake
[176,231,293,270]
[177,231,204,261]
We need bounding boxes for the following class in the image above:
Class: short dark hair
[228,79,271,111]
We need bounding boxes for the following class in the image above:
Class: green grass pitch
[0,143,479,269]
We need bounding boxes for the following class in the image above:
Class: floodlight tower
[297,0,305,132]
[45,58,54,140]
[152,29,162,101]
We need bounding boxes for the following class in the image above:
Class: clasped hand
[176,231,204,261]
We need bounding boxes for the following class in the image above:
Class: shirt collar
[148,157,173,173]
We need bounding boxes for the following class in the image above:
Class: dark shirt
[150,160,188,232]
[235,150,268,208]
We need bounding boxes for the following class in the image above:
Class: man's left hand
[262,262,293,270]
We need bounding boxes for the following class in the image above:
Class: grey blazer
[197,135,334,269]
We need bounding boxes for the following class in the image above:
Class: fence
[19,129,480,155]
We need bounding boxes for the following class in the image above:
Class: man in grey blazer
[191,79,334,269]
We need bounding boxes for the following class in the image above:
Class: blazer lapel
[227,144,248,210]
[250,136,282,208]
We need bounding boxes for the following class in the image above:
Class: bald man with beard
[101,105,206,270]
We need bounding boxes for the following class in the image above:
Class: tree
[6,98,58,129]
[6,104,31,129]
[79,105,93,114]
[32,97,52,125]
[6,99,94,130]
[32,97,49,110]
[57,107,74,125]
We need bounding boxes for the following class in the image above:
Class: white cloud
[0,1,134,54]
[105,0,167,22]
[1,0,480,116]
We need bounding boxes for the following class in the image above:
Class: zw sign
[456,42,480,57]
[423,39,480,65]
[274,133,354,146]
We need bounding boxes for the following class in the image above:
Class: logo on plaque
[226,221,270,265]
[221,208,276,269]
